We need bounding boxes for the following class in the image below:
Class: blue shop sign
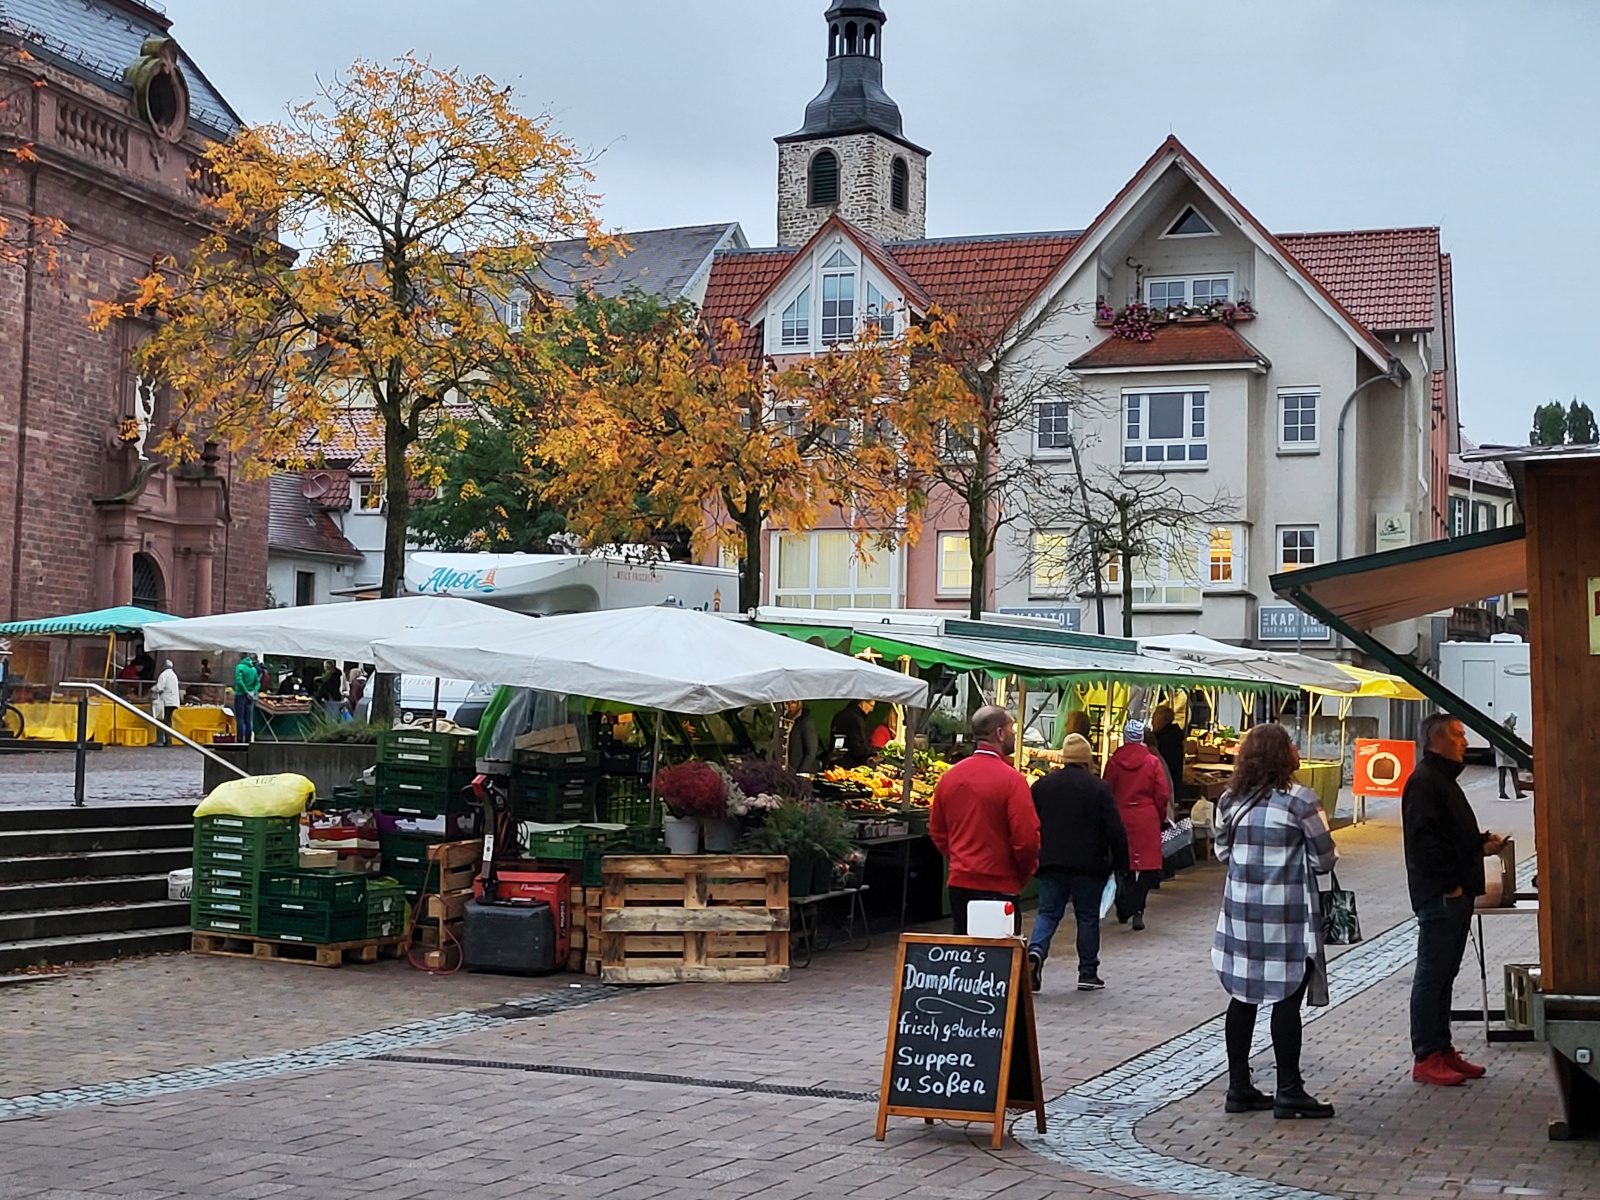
[1258,606,1330,642]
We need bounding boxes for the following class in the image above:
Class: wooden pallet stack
[566,885,605,975]
[407,839,481,970]
[599,855,789,984]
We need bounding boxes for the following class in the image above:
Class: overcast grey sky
[161,0,1597,445]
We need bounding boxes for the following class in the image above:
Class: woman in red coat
[1103,719,1171,930]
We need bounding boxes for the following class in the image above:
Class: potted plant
[745,799,855,897]
[702,763,746,852]
[651,761,728,854]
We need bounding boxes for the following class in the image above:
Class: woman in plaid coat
[1212,723,1338,1120]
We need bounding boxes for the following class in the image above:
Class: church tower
[776,0,928,246]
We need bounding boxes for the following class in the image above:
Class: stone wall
[777,132,927,246]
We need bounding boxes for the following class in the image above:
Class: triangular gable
[741,214,932,324]
[1014,136,1399,372]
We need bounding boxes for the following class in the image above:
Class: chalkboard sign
[875,934,1045,1148]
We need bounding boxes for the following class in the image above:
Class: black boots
[1225,1067,1275,1113]
[1274,1084,1335,1119]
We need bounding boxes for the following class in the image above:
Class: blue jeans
[1028,873,1105,980]
[234,693,254,744]
[1410,891,1475,1060]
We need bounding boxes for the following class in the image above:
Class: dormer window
[866,282,895,338]
[1163,205,1217,238]
[781,287,811,347]
[821,249,855,343]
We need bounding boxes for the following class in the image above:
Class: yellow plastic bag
[194,773,315,818]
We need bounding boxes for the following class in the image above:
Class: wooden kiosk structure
[1271,444,1600,1138]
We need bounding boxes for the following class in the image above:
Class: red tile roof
[700,247,797,363]
[1277,228,1440,331]
[1069,322,1269,371]
[268,474,364,561]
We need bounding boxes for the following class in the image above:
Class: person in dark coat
[771,700,821,774]
[1404,713,1507,1087]
[1103,720,1170,930]
[1149,704,1187,799]
[828,699,877,768]
[1026,733,1129,992]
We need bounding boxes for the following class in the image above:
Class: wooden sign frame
[875,933,1046,1148]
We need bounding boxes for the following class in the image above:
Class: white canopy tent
[370,606,930,714]
[1137,633,1357,693]
[143,595,539,661]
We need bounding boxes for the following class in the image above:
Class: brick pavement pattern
[0,747,203,807]
[1,766,1594,1199]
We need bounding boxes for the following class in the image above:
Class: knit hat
[1123,719,1146,744]
[1061,733,1093,765]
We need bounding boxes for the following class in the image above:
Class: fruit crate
[192,862,261,891]
[192,899,257,936]
[602,776,655,826]
[513,748,600,775]
[378,728,477,769]
[193,874,259,905]
[195,823,298,854]
[257,898,368,944]
[195,815,298,838]
[380,830,445,897]
[260,869,368,908]
[366,880,408,938]
[514,779,598,824]
[376,762,476,797]
[600,747,653,776]
[195,841,297,872]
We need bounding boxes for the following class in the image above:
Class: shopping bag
[1099,874,1118,919]
[1319,871,1362,945]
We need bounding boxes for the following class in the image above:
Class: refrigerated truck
[1437,635,1533,753]
[398,552,738,721]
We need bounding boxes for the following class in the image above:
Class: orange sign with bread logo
[1353,738,1415,798]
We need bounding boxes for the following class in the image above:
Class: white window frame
[1205,524,1245,590]
[767,240,905,355]
[1277,525,1319,573]
[1159,204,1219,240]
[937,533,970,596]
[354,480,385,512]
[504,294,526,333]
[820,249,856,345]
[1278,388,1320,452]
[1143,273,1234,309]
[1122,388,1209,470]
[1034,400,1074,457]
[1030,531,1075,597]
[1448,495,1468,537]
[769,531,901,610]
[1130,533,1203,610]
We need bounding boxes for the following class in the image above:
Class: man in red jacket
[930,705,1041,935]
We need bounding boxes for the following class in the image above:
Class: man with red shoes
[930,705,1040,936]
[1403,714,1507,1086]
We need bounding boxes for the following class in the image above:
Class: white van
[1437,635,1532,753]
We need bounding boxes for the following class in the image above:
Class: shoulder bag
[1319,870,1362,945]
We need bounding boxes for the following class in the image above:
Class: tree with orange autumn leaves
[535,305,975,612]
[87,55,606,716]
[0,46,70,269]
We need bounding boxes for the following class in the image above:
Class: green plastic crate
[257,899,367,944]
[192,863,259,892]
[378,728,477,769]
[513,748,600,773]
[514,779,598,824]
[195,842,297,872]
[193,874,259,904]
[367,910,407,940]
[196,826,297,855]
[260,869,368,909]
[195,815,298,838]
[191,898,257,935]
[602,776,655,826]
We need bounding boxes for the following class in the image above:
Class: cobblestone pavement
[1,765,1591,1200]
[0,745,203,806]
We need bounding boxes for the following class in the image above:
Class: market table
[789,884,870,967]
[1451,896,1541,1044]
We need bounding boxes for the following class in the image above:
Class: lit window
[1208,527,1234,584]
[1031,532,1072,594]
[1280,390,1319,448]
[1131,534,1202,608]
[865,282,895,337]
[771,531,898,609]
[781,287,811,347]
[1124,389,1208,467]
[938,533,970,593]
[1278,526,1318,571]
[1035,401,1072,452]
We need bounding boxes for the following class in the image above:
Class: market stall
[0,606,183,744]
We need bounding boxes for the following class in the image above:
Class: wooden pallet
[404,839,481,971]
[192,931,403,968]
[599,855,789,984]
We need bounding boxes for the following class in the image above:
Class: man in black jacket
[828,699,877,768]
[1026,733,1129,992]
[1404,713,1506,1087]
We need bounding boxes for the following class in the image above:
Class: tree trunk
[370,406,413,725]
[966,438,991,621]
[740,503,763,613]
[1118,501,1135,639]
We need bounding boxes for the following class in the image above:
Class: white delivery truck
[398,552,738,722]
[1437,634,1533,754]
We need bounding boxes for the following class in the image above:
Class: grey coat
[1212,783,1337,1006]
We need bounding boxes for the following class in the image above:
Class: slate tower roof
[778,0,925,154]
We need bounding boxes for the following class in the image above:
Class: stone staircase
[0,803,193,974]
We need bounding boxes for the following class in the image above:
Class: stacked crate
[191,815,298,935]
[378,827,447,906]
[366,878,408,940]
[512,749,600,823]
[568,884,604,975]
[376,729,477,820]
[257,869,368,944]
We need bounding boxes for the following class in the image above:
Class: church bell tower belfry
[776,0,928,246]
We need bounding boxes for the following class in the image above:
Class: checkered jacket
[1211,784,1337,1006]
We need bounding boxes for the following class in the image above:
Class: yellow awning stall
[1308,664,1427,703]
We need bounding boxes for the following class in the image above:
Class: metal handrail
[58,682,249,806]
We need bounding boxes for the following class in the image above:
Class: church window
[822,268,855,344]
[1163,205,1217,238]
[131,553,164,611]
[891,157,909,213]
[810,150,839,206]
[781,287,811,347]
[866,282,895,338]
